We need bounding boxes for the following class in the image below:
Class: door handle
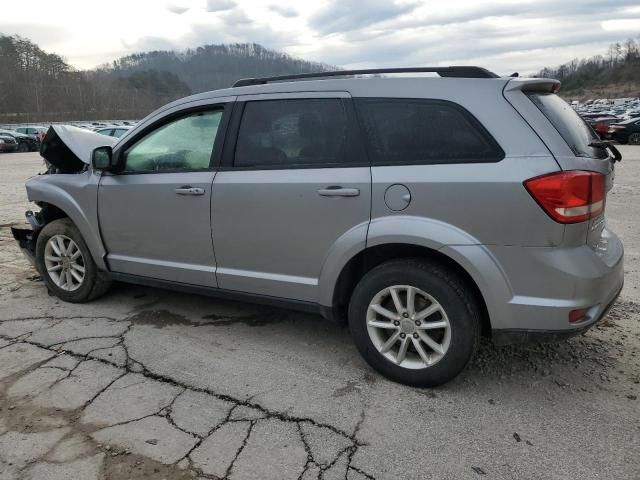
[317,186,360,197]
[175,186,205,196]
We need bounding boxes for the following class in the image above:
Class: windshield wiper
[588,140,622,162]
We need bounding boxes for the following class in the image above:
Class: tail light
[524,171,605,224]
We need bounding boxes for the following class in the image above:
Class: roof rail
[232,66,499,87]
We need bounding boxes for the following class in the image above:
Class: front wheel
[17,143,29,153]
[629,133,640,145]
[35,218,111,302]
[348,259,480,387]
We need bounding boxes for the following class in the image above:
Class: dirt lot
[0,150,638,480]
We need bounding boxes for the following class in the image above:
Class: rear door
[211,92,371,302]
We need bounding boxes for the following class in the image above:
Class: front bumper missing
[11,211,43,268]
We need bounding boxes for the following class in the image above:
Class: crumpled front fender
[25,172,107,271]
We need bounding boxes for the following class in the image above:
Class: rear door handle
[317,186,360,197]
[175,186,205,196]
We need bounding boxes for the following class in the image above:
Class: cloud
[309,0,419,34]
[205,0,235,12]
[121,35,179,52]
[268,5,298,18]
[0,24,69,45]
[389,0,639,30]
[3,0,639,76]
[223,8,253,26]
[166,3,189,15]
[187,20,291,49]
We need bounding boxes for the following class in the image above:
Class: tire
[35,218,111,302]
[629,133,640,145]
[17,142,29,153]
[348,259,480,387]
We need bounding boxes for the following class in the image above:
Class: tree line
[105,43,333,94]
[536,37,640,96]
[0,36,331,124]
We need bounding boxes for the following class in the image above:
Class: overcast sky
[1,0,639,75]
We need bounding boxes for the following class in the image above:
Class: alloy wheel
[366,285,451,369]
[43,235,86,291]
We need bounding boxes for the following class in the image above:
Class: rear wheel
[348,259,480,387]
[35,218,111,302]
[629,133,640,145]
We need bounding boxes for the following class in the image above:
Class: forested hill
[537,37,640,100]
[0,36,331,123]
[105,43,333,94]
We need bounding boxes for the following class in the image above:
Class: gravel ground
[0,149,638,480]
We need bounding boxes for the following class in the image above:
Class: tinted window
[355,98,503,165]
[124,110,222,172]
[234,99,347,168]
[528,93,606,159]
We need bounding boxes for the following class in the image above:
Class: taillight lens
[524,171,605,224]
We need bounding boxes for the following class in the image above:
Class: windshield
[528,93,607,159]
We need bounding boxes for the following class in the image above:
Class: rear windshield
[528,93,607,159]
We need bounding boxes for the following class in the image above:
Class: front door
[98,107,227,287]
[211,93,371,302]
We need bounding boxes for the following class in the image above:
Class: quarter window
[234,99,347,168]
[124,110,222,172]
[355,99,504,165]
[528,93,606,159]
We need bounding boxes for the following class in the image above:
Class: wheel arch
[26,179,107,270]
[325,243,496,336]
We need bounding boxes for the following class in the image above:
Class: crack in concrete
[224,419,256,479]
[0,317,377,480]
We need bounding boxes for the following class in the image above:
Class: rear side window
[234,99,347,168]
[528,93,606,159]
[355,98,504,165]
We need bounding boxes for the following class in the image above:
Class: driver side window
[123,110,223,173]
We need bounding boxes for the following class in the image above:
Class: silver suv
[12,67,624,387]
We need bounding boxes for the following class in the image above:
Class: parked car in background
[14,125,47,138]
[579,112,607,126]
[609,118,640,144]
[0,129,39,152]
[592,117,620,140]
[95,126,132,138]
[621,110,640,120]
[0,134,19,153]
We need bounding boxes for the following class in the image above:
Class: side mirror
[91,146,114,171]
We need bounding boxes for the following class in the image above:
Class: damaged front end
[11,210,44,267]
[11,125,116,266]
[40,124,117,173]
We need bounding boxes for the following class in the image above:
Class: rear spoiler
[504,77,561,93]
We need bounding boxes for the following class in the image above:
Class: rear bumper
[492,280,623,345]
[487,227,624,343]
[0,144,18,152]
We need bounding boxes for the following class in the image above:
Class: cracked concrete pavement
[0,150,639,479]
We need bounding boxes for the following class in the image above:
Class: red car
[592,116,620,140]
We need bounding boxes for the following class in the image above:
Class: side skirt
[108,272,333,320]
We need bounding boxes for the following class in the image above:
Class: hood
[40,125,117,172]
